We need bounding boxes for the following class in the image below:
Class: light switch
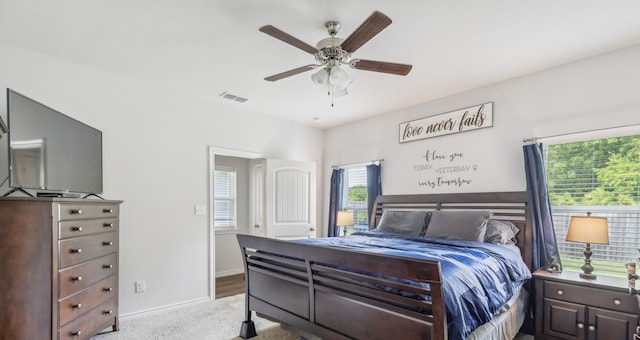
[194,205,207,215]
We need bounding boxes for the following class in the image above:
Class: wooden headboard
[369,191,532,270]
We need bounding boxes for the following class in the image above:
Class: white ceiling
[2,1,640,129]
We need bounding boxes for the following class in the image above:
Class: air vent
[219,91,248,103]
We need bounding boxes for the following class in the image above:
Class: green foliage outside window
[348,186,367,202]
[545,136,640,206]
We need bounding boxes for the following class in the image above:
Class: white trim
[216,268,244,278]
[119,296,212,320]
[525,124,640,145]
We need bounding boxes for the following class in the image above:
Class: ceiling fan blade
[259,25,318,55]
[350,59,413,76]
[341,11,392,53]
[265,65,317,82]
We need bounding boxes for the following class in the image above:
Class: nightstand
[533,269,640,339]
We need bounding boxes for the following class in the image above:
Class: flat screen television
[6,89,103,195]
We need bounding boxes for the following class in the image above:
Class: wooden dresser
[534,269,640,339]
[0,197,122,340]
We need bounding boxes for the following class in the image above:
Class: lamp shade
[566,215,609,244]
[336,210,354,227]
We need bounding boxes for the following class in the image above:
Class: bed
[237,191,533,340]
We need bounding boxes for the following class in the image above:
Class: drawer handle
[71,226,83,232]
[556,289,564,296]
[103,309,114,315]
[71,330,82,337]
[103,287,113,292]
[71,276,83,282]
[577,322,584,329]
[103,223,114,228]
[70,209,82,215]
[588,325,596,331]
[103,241,114,246]
[103,208,114,214]
[103,264,113,269]
[70,248,82,254]
[72,303,82,310]
[613,298,622,305]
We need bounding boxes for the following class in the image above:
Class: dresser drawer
[58,298,117,340]
[59,218,118,239]
[58,203,119,221]
[545,281,638,314]
[59,253,118,297]
[58,275,118,327]
[59,232,118,268]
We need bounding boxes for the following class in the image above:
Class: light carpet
[90,293,536,340]
[91,294,298,340]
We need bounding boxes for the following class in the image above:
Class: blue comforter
[296,231,531,339]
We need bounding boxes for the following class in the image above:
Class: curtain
[523,143,562,271]
[327,168,344,237]
[366,164,382,229]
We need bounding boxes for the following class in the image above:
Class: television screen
[7,89,103,194]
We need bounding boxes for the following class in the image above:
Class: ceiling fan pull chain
[331,87,335,108]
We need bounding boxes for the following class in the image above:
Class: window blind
[214,168,237,228]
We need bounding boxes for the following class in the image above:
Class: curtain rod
[332,159,384,169]
[523,123,640,143]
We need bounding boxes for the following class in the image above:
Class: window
[342,166,369,233]
[214,167,237,229]
[544,135,640,276]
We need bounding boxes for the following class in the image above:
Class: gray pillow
[484,219,520,245]
[377,210,431,236]
[424,210,491,241]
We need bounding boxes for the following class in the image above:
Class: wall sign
[413,148,478,189]
[399,102,493,143]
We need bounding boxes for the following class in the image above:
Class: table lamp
[566,212,609,279]
[336,210,354,236]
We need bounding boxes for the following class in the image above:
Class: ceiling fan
[259,11,412,96]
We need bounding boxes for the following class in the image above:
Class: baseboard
[119,296,212,321]
[118,270,244,321]
[216,268,244,278]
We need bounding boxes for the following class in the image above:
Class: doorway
[208,147,316,299]
[209,147,264,300]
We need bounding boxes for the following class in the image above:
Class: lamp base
[579,272,597,280]
[579,242,597,280]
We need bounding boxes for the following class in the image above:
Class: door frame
[208,146,268,299]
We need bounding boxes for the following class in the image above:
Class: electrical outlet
[135,280,145,293]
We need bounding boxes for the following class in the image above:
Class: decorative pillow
[376,210,431,236]
[424,210,491,241]
[484,219,520,245]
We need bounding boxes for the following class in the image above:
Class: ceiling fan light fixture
[332,86,348,97]
[329,65,352,90]
[311,68,330,87]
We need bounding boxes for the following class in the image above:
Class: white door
[263,159,316,240]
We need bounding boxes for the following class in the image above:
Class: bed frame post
[239,245,258,339]
[239,320,257,339]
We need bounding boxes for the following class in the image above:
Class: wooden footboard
[237,234,447,340]
[236,191,532,339]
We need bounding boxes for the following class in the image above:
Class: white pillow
[484,219,520,245]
